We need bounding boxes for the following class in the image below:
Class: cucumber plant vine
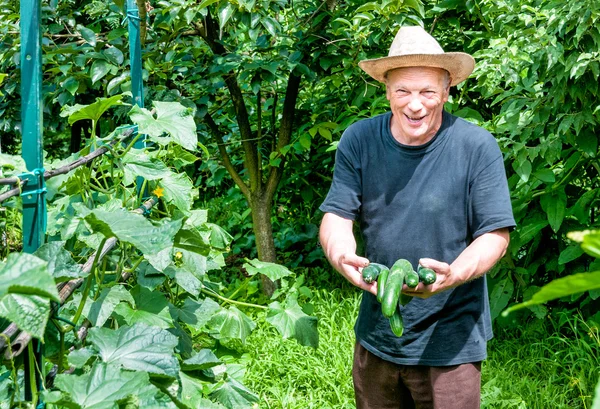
[0,93,318,409]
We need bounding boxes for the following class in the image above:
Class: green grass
[245,285,358,409]
[245,277,599,409]
[482,316,600,409]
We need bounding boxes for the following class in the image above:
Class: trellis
[0,0,149,404]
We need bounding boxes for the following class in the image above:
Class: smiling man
[319,26,516,408]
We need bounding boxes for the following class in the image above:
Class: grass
[245,283,358,409]
[245,274,599,409]
[482,316,600,409]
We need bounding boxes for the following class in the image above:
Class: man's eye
[423,90,435,96]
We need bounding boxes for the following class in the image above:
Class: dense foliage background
[1,0,599,407]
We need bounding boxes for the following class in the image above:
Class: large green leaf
[503,271,600,315]
[569,189,598,224]
[53,363,151,409]
[174,297,221,330]
[161,171,196,213]
[68,347,96,368]
[517,219,548,246]
[77,25,97,46]
[0,294,50,340]
[0,252,59,300]
[164,264,203,297]
[112,285,173,329]
[181,349,221,371]
[135,383,179,409]
[34,241,87,282]
[129,101,197,151]
[558,245,584,265]
[242,259,293,281]
[85,209,182,271]
[0,253,56,337]
[208,306,256,344]
[210,377,260,409]
[179,372,226,409]
[60,94,129,125]
[266,299,319,348]
[90,60,112,84]
[582,232,600,259]
[137,261,167,290]
[541,190,567,233]
[175,222,232,255]
[122,150,171,186]
[88,323,180,378]
[85,285,135,327]
[122,150,196,213]
[489,277,514,321]
[0,366,13,409]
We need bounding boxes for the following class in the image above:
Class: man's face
[385,67,450,145]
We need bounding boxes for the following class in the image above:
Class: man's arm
[319,213,377,295]
[405,227,510,298]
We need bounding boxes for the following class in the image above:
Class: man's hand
[402,228,510,299]
[334,252,377,296]
[320,213,377,295]
[402,258,455,298]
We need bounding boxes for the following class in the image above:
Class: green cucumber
[389,308,404,337]
[404,269,419,288]
[417,265,437,285]
[376,268,389,303]
[381,259,412,317]
[369,262,389,271]
[399,293,413,306]
[361,264,381,284]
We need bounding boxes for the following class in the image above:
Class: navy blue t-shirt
[319,110,516,366]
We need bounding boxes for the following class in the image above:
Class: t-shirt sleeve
[319,130,362,221]
[468,138,516,239]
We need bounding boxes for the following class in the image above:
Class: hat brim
[358,53,475,86]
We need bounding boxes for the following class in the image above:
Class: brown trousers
[352,342,482,409]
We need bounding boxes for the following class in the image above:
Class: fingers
[340,253,369,269]
[337,254,377,295]
[418,258,449,272]
[404,258,451,299]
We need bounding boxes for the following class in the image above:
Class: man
[319,26,515,409]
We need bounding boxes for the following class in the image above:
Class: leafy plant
[0,94,318,408]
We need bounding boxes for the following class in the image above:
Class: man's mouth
[405,114,426,124]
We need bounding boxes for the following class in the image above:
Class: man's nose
[407,95,423,111]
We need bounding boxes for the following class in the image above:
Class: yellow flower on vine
[152,186,164,198]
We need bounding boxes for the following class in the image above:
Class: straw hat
[358,26,475,86]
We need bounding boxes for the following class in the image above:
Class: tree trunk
[250,190,277,295]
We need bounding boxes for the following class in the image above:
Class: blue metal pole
[125,0,147,197]
[126,0,144,111]
[20,0,45,402]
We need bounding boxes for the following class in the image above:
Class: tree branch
[204,112,252,201]
[198,10,261,193]
[266,72,301,199]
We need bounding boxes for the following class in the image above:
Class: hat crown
[388,26,445,57]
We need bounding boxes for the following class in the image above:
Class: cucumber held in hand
[399,293,413,306]
[361,264,381,284]
[376,267,390,303]
[389,307,404,337]
[404,269,420,288]
[381,259,412,318]
[417,265,437,285]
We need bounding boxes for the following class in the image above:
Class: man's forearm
[413,228,511,297]
[320,213,357,271]
[320,213,375,293]
[450,228,510,285]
